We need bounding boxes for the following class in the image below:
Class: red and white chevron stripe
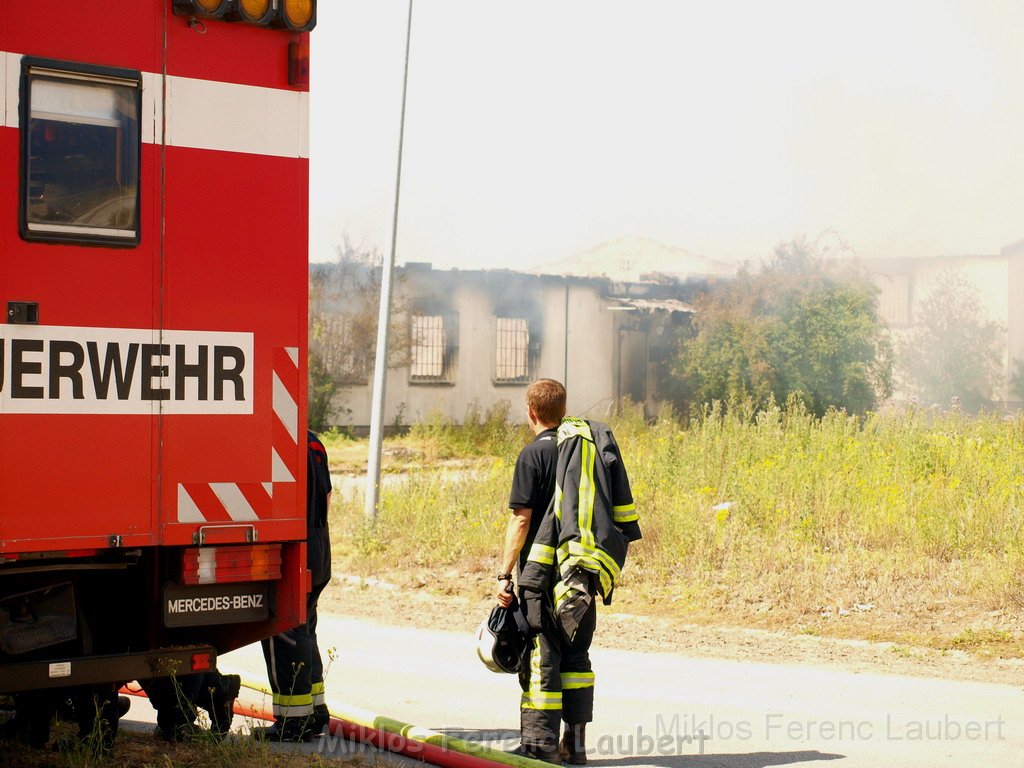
[271,346,301,485]
[176,346,300,523]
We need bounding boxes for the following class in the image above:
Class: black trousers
[140,673,212,733]
[261,579,327,723]
[518,598,597,751]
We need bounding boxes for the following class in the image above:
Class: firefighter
[494,378,566,764]
[497,379,640,765]
[254,430,333,742]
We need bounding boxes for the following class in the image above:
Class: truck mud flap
[0,646,216,695]
[0,582,77,655]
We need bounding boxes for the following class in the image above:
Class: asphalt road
[193,613,1024,768]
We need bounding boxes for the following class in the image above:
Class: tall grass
[408,401,530,461]
[348,461,513,571]
[334,402,1024,641]
[611,402,1024,621]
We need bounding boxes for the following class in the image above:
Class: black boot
[252,717,316,743]
[312,704,330,735]
[510,742,562,765]
[5,694,55,749]
[201,674,240,737]
[559,723,587,765]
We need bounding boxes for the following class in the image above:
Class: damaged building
[314,259,707,430]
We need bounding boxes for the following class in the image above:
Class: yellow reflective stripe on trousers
[273,703,314,717]
[521,690,563,710]
[273,692,314,707]
[529,636,543,692]
[523,635,563,709]
[272,691,314,717]
[528,542,556,565]
[561,671,595,690]
[311,681,325,706]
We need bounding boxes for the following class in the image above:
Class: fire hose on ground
[121,670,549,768]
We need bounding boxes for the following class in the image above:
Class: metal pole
[366,0,414,521]
[563,282,570,388]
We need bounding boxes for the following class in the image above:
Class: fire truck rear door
[0,42,161,552]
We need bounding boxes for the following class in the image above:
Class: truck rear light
[289,40,310,87]
[234,0,276,24]
[278,0,316,31]
[191,652,213,672]
[173,0,231,19]
[181,544,282,585]
[174,0,317,29]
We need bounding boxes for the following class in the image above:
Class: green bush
[669,236,892,417]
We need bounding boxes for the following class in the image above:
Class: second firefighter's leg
[308,583,329,732]
[263,630,314,739]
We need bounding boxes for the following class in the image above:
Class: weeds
[332,402,1024,654]
[409,401,529,461]
[0,706,361,768]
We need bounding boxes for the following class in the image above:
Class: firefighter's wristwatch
[497,573,512,581]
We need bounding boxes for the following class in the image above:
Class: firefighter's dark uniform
[260,431,332,737]
[517,418,640,754]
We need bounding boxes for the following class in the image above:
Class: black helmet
[475,600,527,674]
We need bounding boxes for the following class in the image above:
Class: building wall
[330,269,632,428]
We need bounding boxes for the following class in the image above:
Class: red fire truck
[1,0,316,740]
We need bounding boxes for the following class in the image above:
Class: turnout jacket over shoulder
[519,418,641,605]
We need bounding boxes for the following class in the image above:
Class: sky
[308,1,1024,271]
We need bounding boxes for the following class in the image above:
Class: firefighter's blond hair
[526,379,566,426]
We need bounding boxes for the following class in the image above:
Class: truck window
[20,60,141,246]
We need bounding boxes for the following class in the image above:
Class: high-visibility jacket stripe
[557,539,621,598]
[565,539,621,578]
[578,437,597,550]
[528,543,556,565]
[553,580,572,611]
[612,502,638,523]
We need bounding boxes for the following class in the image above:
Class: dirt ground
[320,574,1024,689]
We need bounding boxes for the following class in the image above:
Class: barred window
[410,314,456,383]
[411,315,444,378]
[495,317,530,383]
